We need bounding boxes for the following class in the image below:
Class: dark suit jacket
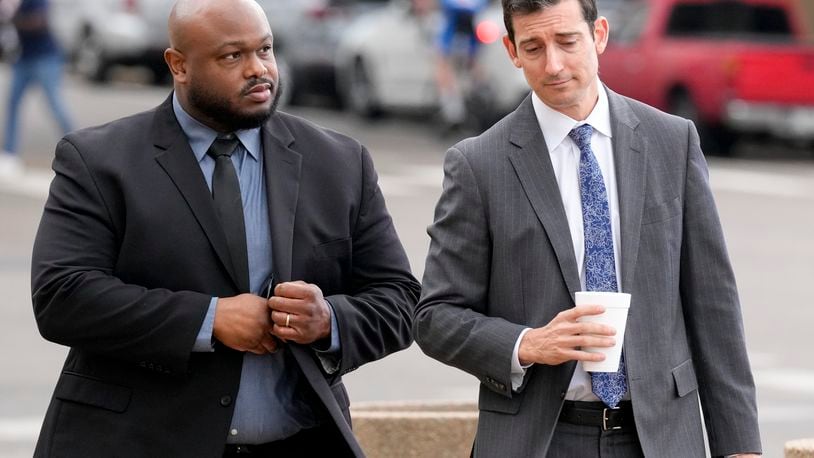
[31,95,419,457]
[414,89,761,457]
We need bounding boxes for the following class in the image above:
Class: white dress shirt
[510,80,624,401]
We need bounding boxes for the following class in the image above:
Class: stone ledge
[351,401,478,458]
[786,438,814,458]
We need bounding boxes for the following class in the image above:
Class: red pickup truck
[599,0,814,154]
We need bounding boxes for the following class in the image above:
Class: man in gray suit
[414,0,761,456]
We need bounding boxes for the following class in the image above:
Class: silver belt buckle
[602,407,622,431]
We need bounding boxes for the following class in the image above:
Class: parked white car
[49,0,174,83]
[335,0,528,125]
[335,0,441,117]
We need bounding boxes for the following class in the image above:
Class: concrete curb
[351,401,477,458]
[786,438,814,457]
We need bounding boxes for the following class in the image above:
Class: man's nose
[244,53,270,78]
[545,48,565,76]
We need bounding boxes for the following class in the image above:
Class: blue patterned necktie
[569,124,628,408]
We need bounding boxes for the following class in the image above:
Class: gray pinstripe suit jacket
[414,88,761,457]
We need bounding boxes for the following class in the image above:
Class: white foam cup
[575,291,631,372]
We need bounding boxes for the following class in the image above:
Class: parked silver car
[335,0,440,117]
[262,0,389,104]
[335,0,527,124]
[49,0,174,83]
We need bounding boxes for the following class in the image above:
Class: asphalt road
[1,67,813,457]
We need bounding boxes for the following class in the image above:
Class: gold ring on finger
[285,313,291,328]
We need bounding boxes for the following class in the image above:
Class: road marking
[754,368,814,396]
[0,169,52,200]
[0,417,40,441]
[757,404,814,423]
[709,167,814,200]
[379,165,443,197]
[2,164,811,201]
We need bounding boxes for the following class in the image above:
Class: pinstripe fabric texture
[414,88,761,457]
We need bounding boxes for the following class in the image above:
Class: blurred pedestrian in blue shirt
[435,0,488,133]
[1,0,73,177]
[438,0,488,59]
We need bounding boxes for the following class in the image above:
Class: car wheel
[669,89,734,157]
[76,32,110,82]
[347,58,381,119]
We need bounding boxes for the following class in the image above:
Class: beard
[188,76,283,132]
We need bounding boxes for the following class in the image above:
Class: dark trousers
[547,420,645,458]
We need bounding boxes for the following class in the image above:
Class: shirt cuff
[511,327,533,391]
[313,298,341,374]
[192,297,218,352]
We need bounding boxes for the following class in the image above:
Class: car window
[665,1,793,42]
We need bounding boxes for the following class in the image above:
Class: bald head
[168,0,270,52]
[163,0,280,133]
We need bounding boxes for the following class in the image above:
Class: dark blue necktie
[569,124,627,408]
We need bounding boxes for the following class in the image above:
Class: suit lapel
[606,89,646,292]
[152,96,244,291]
[507,97,582,298]
[261,116,301,283]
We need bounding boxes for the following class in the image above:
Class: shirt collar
[172,93,262,162]
[531,78,613,154]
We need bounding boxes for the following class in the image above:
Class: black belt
[559,400,635,431]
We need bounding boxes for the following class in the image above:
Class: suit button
[560,391,566,399]
[220,395,232,407]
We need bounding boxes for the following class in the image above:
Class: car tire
[76,31,110,82]
[346,58,382,119]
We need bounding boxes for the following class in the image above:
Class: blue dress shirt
[172,95,340,443]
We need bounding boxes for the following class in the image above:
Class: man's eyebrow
[556,31,581,39]
[517,31,581,47]
[217,34,273,50]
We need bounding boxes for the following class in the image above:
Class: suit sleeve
[31,139,211,375]
[413,147,525,398]
[679,121,762,455]
[325,145,421,376]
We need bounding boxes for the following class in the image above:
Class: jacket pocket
[478,386,522,415]
[307,238,352,295]
[55,371,132,413]
[672,359,699,398]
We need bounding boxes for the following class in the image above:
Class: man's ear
[594,16,609,55]
[164,48,188,83]
[502,35,521,68]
